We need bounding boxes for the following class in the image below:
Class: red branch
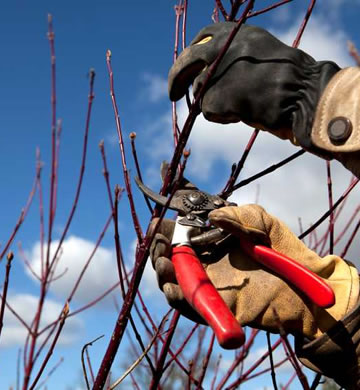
[0,252,14,339]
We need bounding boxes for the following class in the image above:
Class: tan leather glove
[150,205,359,340]
[311,67,360,178]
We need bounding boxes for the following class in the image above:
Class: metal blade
[134,176,183,212]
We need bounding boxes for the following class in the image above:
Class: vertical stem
[196,333,215,389]
[341,216,360,258]
[182,0,188,50]
[172,1,184,147]
[326,161,334,254]
[210,354,222,390]
[220,129,259,198]
[149,311,181,390]
[36,149,45,279]
[45,14,57,273]
[215,0,229,19]
[266,332,278,390]
[0,252,14,339]
[292,0,317,48]
[50,68,96,269]
[129,133,153,213]
[106,50,143,242]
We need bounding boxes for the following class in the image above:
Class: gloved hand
[168,22,340,152]
[150,205,359,340]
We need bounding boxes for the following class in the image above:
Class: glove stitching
[318,69,346,145]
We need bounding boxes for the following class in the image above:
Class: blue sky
[1,1,360,389]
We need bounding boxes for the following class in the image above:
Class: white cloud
[141,73,168,103]
[272,15,352,67]
[26,236,119,305]
[1,294,83,348]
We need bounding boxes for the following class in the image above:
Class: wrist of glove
[310,67,360,178]
[149,205,359,340]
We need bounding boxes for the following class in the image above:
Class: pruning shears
[136,163,335,350]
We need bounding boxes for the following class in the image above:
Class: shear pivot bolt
[327,117,352,145]
[188,192,206,205]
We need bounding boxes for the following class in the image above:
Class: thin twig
[82,335,105,390]
[224,338,282,389]
[310,373,322,390]
[0,174,37,260]
[49,68,96,273]
[341,216,360,258]
[109,315,168,389]
[272,308,309,390]
[229,0,246,21]
[248,0,293,18]
[149,310,181,389]
[28,304,69,390]
[226,149,305,195]
[299,178,359,239]
[348,41,360,66]
[326,161,334,254]
[17,348,21,390]
[210,354,222,390]
[216,329,259,389]
[282,371,297,389]
[266,332,278,390]
[196,333,215,389]
[215,0,229,20]
[162,323,199,372]
[129,133,153,213]
[34,357,63,390]
[0,252,14,339]
[0,294,32,334]
[292,0,317,48]
[106,50,143,242]
[220,129,260,198]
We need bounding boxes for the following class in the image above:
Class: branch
[0,252,14,339]
[82,335,105,390]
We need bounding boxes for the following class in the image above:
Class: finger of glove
[163,282,206,325]
[149,218,175,239]
[209,204,322,270]
[150,233,172,269]
[155,256,177,290]
[149,218,175,268]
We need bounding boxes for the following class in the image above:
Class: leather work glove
[150,205,360,387]
[168,22,360,178]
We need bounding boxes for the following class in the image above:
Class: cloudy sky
[1,1,360,389]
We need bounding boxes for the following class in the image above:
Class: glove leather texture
[311,67,360,178]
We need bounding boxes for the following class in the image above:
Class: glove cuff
[310,67,360,177]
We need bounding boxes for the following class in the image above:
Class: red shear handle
[172,246,245,349]
[242,242,335,308]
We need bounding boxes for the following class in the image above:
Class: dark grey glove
[168,22,340,153]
